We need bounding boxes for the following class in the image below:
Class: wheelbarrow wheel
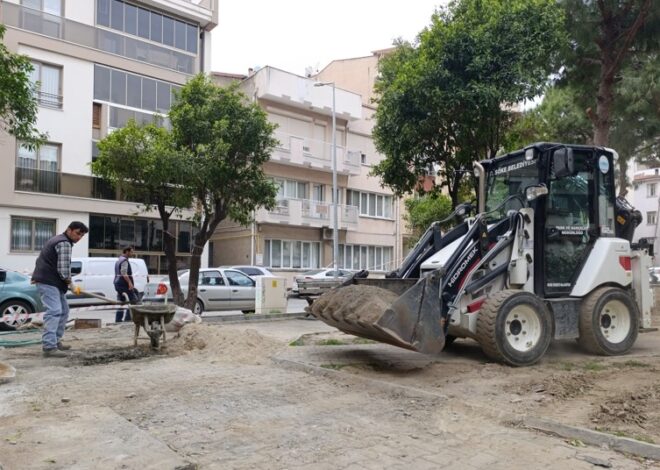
[150,332,160,349]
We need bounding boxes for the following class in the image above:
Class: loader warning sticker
[599,155,610,174]
[554,225,588,235]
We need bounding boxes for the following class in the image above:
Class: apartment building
[631,166,660,248]
[0,0,217,273]
[210,67,403,284]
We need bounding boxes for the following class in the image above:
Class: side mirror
[526,184,548,202]
[553,147,574,178]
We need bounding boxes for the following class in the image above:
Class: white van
[67,257,150,306]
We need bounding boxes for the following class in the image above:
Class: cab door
[542,151,597,296]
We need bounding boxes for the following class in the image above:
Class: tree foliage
[371,0,565,207]
[0,25,45,148]
[404,193,453,246]
[92,75,279,308]
[558,0,657,146]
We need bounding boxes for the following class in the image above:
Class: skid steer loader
[311,143,655,366]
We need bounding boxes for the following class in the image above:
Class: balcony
[3,2,197,74]
[15,167,130,201]
[256,198,358,231]
[272,131,361,175]
[34,90,63,109]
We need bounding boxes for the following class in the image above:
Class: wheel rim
[599,299,631,344]
[504,304,542,352]
[194,302,202,315]
[2,304,30,326]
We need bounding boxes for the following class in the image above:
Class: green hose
[0,329,42,347]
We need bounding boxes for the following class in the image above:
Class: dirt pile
[590,387,658,427]
[310,285,399,324]
[167,323,284,364]
[518,373,593,400]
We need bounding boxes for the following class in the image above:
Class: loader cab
[540,146,616,297]
[482,144,617,298]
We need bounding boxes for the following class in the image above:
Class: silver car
[143,268,256,315]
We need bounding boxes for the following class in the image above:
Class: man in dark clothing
[32,221,88,358]
[114,246,138,322]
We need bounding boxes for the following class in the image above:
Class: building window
[360,153,367,165]
[648,183,657,198]
[346,190,393,219]
[15,143,60,193]
[22,0,62,15]
[647,211,657,226]
[96,0,199,54]
[274,178,308,200]
[94,64,180,114]
[264,239,320,269]
[29,61,62,109]
[10,217,56,252]
[339,244,393,272]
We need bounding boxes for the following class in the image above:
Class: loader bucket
[310,272,446,355]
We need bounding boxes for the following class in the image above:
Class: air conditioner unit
[322,227,334,240]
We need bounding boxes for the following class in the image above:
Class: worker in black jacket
[32,221,88,357]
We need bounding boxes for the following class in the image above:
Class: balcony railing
[3,2,197,74]
[34,90,63,109]
[257,197,358,230]
[273,131,361,176]
[15,167,130,201]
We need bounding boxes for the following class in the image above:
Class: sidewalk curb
[204,312,308,324]
[523,417,660,460]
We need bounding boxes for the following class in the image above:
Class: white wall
[18,45,94,175]
[65,0,96,25]
[0,208,89,273]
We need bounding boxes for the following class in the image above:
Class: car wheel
[1,300,34,327]
[194,300,204,316]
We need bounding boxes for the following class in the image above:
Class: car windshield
[303,270,324,276]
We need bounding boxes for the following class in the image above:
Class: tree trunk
[157,206,184,306]
[183,232,205,311]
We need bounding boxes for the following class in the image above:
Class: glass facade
[264,239,321,269]
[338,244,394,272]
[97,0,198,54]
[346,190,393,219]
[88,214,197,273]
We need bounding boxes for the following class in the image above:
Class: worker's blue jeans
[115,288,138,322]
[37,284,69,350]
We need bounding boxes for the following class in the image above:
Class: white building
[210,66,404,285]
[631,167,660,247]
[0,0,217,273]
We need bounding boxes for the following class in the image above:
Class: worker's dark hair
[67,221,89,233]
[122,246,134,254]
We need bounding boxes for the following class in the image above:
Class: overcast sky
[210,1,444,77]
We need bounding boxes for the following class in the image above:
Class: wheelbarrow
[128,304,177,350]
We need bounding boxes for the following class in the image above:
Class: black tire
[0,300,34,326]
[476,290,553,367]
[578,287,639,356]
[442,334,457,350]
[194,300,204,316]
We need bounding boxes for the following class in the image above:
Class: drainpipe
[199,30,205,73]
[251,214,256,265]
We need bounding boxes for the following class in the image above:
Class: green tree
[559,0,657,145]
[372,0,565,207]
[404,193,453,246]
[505,86,592,151]
[93,75,279,310]
[0,25,45,148]
[92,121,193,304]
[168,75,278,310]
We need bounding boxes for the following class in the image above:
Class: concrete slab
[0,405,191,470]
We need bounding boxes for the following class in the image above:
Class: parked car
[229,266,274,278]
[0,268,43,326]
[292,269,354,296]
[67,257,150,306]
[143,268,256,315]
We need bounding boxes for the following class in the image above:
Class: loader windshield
[485,156,538,220]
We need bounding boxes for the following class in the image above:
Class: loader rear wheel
[476,290,552,367]
[578,287,639,356]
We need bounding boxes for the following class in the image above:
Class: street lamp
[314,81,338,278]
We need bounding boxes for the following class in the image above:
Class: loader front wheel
[578,287,639,356]
[476,290,552,367]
